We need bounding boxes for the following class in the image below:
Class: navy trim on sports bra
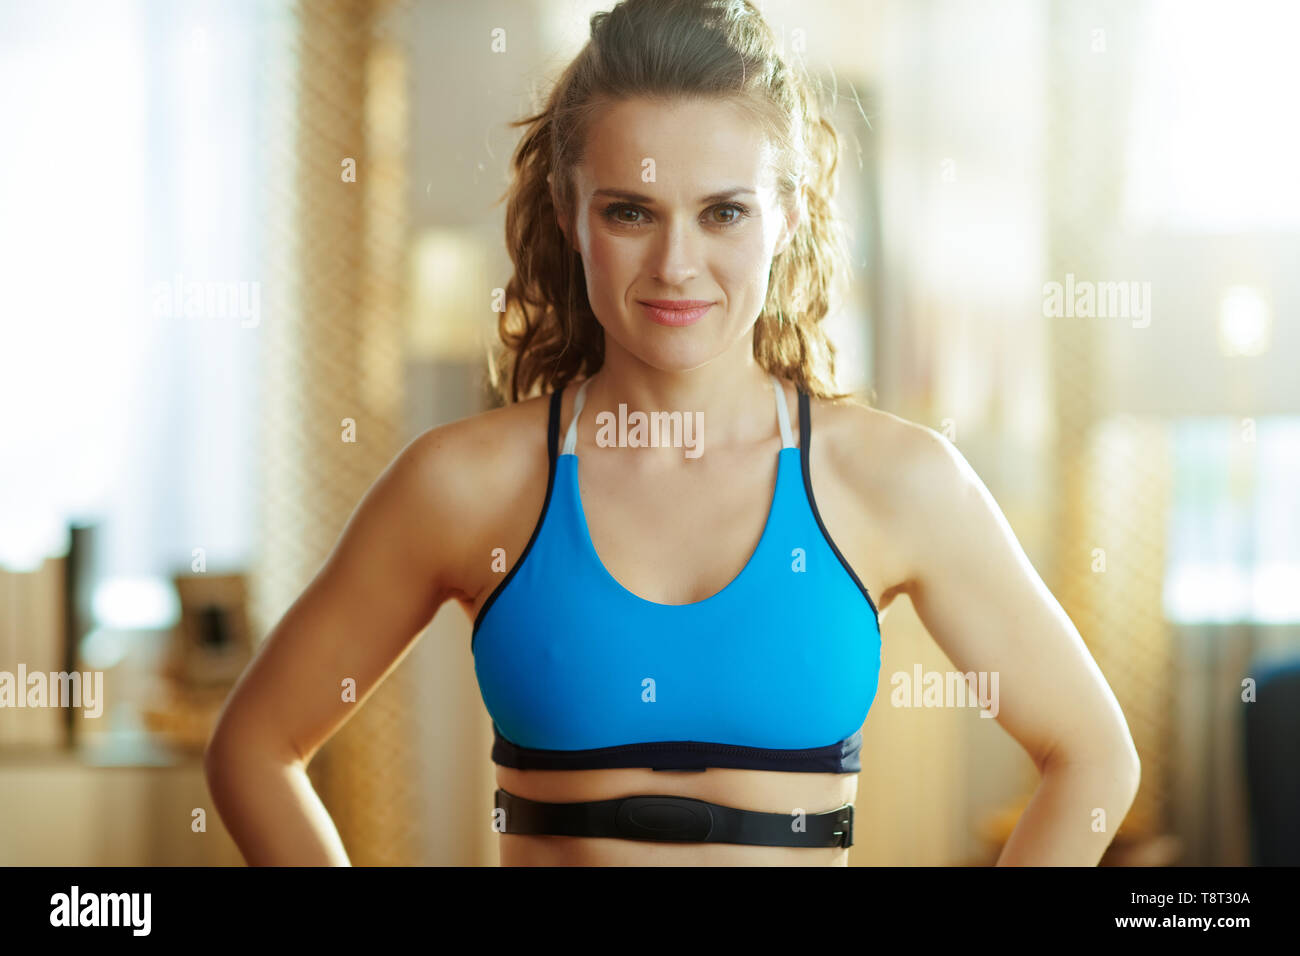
[491,722,863,773]
[470,386,563,642]
[799,390,881,621]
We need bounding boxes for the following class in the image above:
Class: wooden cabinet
[0,750,245,866]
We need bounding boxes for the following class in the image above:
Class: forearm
[205,743,351,866]
[995,755,1139,866]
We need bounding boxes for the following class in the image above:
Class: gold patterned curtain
[250,0,414,865]
[1043,0,1173,854]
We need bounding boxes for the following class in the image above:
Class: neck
[582,345,781,461]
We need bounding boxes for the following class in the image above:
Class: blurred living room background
[1,0,1297,866]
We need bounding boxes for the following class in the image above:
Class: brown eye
[603,203,645,225]
[711,202,751,225]
[602,201,750,229]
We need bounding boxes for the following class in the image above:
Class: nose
[651,217,700,286]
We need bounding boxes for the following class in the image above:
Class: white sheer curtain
[1123,0,1300,234]
[0,1,273,630]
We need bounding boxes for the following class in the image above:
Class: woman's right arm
[203,424,479,865]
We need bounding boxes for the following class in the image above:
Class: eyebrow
[591,187,757,205]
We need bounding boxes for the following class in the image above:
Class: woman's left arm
[868,418,1141,866]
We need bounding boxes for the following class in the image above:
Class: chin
[597,307,748,371]
[603,329,718,372]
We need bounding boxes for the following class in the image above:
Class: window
[1164,417,1300,623]
[1123,0,1300,233]
[1,0,286,635]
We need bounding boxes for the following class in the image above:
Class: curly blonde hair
[488,0,857,405]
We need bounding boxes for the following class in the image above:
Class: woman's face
[556,96,799,372]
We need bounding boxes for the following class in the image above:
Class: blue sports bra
[471,373,882,773]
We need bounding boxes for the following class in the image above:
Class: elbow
[202,718,256,783]
[1111,727,1142,800]
[1107,740,1144,810]
[203,720,304,781]
[1124,747,1142,803]
[202,725,233,786]
[1042,733,1142,798]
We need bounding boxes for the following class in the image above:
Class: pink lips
[637,299,714,327]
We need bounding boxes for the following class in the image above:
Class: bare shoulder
[407,390,550,484]
[396,390,552,602]
[805,394,975,594]
[804,393,943,494]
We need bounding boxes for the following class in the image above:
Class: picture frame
[170,572,253,687]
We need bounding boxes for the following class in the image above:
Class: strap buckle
[832,803,854,848]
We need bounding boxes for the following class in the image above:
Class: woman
[205,0,1140,866]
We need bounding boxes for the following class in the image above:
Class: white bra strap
[771,373,794,448]
[561,377,593,456]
